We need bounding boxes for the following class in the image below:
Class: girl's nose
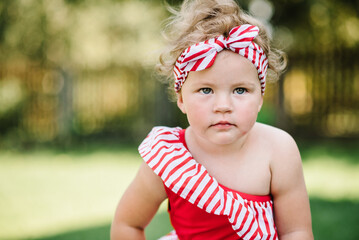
[213,94,233,113]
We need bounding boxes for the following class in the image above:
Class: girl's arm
[270,131,313,240]
[111,162,167,240]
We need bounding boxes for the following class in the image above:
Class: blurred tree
[270,0,359,137]
[0,0,358,147]
[0,0,169,145]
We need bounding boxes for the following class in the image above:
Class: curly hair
[157,0,286,96]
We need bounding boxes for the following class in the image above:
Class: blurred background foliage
[0,0,358,148]
[0,1,359,240]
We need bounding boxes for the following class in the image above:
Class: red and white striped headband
[173,24,268,94]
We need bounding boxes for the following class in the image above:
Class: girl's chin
[207,132,243,146]
[189,127,246,147]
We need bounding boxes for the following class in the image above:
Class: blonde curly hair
[157,0,286,96]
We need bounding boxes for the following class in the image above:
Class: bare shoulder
[253,122,302,181]
[254,122,296,144]
[253,122,299,158]
[254,123,305,192]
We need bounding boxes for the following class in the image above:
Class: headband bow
[173,24,268,94]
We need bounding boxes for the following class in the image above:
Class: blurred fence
[0,46,358,147]
[278,47,359,138]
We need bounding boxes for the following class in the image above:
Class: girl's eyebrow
[231,81,256,88]
[192,78,258,87]
[192,81,215,87]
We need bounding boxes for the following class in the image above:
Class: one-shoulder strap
[139,126,263,240]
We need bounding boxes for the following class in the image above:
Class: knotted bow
[173,24,268,94]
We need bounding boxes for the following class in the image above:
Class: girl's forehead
[187,51,259,81]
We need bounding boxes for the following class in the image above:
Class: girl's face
[177,50,263,147]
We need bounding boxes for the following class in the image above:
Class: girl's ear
[177,93,186,114]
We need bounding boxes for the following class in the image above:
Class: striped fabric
[139,127,278,240]
[173,24,268,95]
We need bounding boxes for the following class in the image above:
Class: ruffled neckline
[139,126,272,240]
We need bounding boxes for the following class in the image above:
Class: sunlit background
[0,0,358,239]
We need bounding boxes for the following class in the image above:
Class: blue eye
[234,88,246,94]
[199,88,213,94]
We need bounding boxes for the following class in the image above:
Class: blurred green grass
[0,141,358,240]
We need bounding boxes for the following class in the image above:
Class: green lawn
[0,142,358,240]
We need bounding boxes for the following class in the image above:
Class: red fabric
[165,186,238,240]
[164,129,273,240]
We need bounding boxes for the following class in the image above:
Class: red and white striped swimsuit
[139,127,278,240]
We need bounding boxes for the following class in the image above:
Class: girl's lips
[210,121,236,128]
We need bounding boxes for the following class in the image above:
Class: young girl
[111,0,313,239]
